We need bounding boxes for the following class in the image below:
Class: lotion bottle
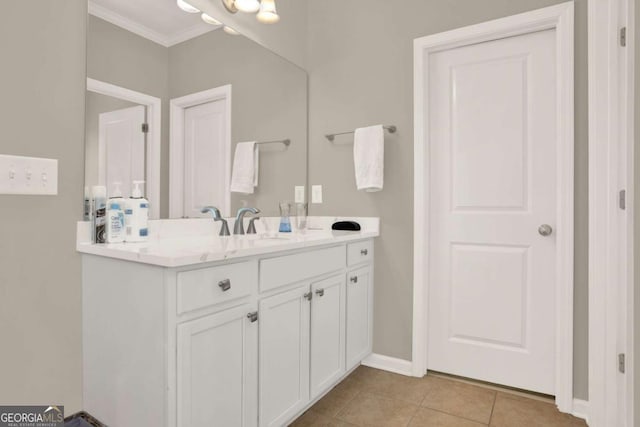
[125,180,149,242]
[106,202,125,243]
[108,182,126,210]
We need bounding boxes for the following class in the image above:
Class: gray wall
[87,15,170,216]
[168,30,307,217]
[189,0,308,69]
[84,92,138,188]
[306,0,589,399]
[0,0,86,412]
[635,0,639,418]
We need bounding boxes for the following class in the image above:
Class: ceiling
[88,0,220,47]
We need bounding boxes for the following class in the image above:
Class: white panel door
[98,105,146,197]
[183,99,228,218]
[177,303,258,427]
[310,274,346,400]
[345,266,372,370]
[259,284,310,427]
[427,29,557,394]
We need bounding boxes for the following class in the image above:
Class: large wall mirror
[84,1,308,219]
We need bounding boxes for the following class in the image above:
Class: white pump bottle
[124,180,149,242]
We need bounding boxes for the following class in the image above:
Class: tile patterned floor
[290,366,588,427]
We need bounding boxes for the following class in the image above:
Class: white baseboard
[572,399,589,422]
[361,353,413,376]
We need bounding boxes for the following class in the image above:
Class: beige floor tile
[489,393,587,427]
[421,377,496,424]
[312,378,362,417]
[357,369,436,404]
[408,407,487,427]
[290,410,357,427]
[347,366,387,385]
[336,392,419,426]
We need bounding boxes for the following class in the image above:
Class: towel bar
[325,125,396,142]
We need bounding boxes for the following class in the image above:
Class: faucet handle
[218,219,230,236]
[247,217,260,234]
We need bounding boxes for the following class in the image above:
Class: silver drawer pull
[315,288,325,297]
[247,312,258,323]
[350,276,358,284]
[218,279,231,292]
[361,249,368,256]
[304,292,313,301]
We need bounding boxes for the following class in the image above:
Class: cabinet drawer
[260,246,346,293]
[347,240,373,266]
[177,261,257,315]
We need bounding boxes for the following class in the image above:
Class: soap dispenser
[108,182,126,210]
[124,180,149,242]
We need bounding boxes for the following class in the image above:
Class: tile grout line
[488,390,498,426]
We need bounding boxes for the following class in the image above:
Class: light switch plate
[0,155,58,195]
[311,185,323,204]
[294,186,305,204]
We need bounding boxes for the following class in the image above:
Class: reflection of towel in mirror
[230,142,258,194]
[354,125,384,192]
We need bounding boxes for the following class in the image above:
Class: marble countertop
[76,217,379,268]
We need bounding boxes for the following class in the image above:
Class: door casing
[413,2,575,413]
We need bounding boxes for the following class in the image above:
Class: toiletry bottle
[108,182,126,210]
[92,185,107,244]
[106,202,125,243]
[125,180,149,242]
[83,186,91,222]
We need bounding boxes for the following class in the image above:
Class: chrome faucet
[234,207,260,235]
[247,216,260,234]
[201,206,230,236]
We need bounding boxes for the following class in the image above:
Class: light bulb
[235,0,260,13]
[201,13,221,25]
[257,0,279,24]
[177,0,200,13]
[223,26,240,35]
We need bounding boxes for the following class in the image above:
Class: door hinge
[141,123,149,133]
[619,353,626,373]
[619,189,626,210]
[620,27,627,47]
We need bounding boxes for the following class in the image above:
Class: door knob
[538,224,553,236]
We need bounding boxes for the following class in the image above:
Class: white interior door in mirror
[183,99,229,218]
[427,29,557,394]
[98,105,146,198]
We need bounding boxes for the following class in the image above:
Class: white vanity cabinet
[81,237,374,427]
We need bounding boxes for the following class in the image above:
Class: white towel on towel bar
[354,125,384,192]
[230,142,258,194]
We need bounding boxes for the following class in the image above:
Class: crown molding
[88,0,217,47]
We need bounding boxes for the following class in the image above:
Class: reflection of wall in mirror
[86,14,308,218]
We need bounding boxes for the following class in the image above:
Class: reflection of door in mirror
[98,105,146,199]
[170,86,232,219]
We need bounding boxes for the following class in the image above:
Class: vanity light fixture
[201,13,222,25]
[223,26,240,35]
[220,0,280,24]
[177,0,200,13]
[256,0,279,24]
[234,0,260,13]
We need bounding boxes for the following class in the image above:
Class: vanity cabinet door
[177,303,258,427]
[346,265,373,370]
[259,284,311,427]
[310,274,346,400]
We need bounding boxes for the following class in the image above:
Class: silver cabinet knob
[538,224,553,236]
[315,288,325,297]
[360,249,368,256]
[350,276,358,284]
[218,279,231,291]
